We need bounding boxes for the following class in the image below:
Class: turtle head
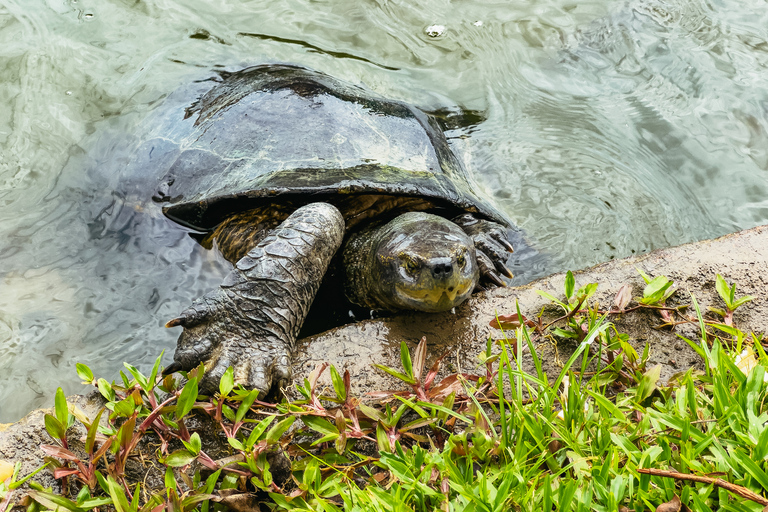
[347,212,478,312]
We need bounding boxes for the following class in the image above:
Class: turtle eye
[457,252,466,269]
[400,255,421,275]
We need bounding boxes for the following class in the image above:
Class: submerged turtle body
[156,65,516,394]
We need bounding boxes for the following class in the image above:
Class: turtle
[155,64,517,395]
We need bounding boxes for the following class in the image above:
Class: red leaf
[427,374,479,401]
[424,351,450,390]
[53,468,82,479]
[489,313,535,330]
[40,444,79,461]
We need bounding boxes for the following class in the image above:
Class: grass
[1,271,766,511]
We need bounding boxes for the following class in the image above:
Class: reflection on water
[0,0,766,421]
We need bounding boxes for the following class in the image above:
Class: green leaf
[123,363,149,390]
[181,494,218,510]
[95,470,109,494]
[227,437,244,451]
[635,365,661,403]
[245,416,276,448]
[399,341,414,380]
[113,396,136,418]
[44,414,66,441]
[710,323,742,336]
[359,404,385,423]
[565,270,575,300]
[28,490,86,512]
[709,307,728,318]
[130,483,141,512]
[203,469,222,494]
[732,295,754,310]
[379,452,414,481]
[536,290,567,310]
[183,432,201,455]
[733,450,768,490]
[265,416,295,443]
[372,364,416,385]
[222,404,236,423]
[79,497,114,508]
[575,282,598,303]
[636,267,653,284]
[586,390,626,422]
[97,378,116,402]
[76,363,94,383]
[330,366,346,401]
[219,367,234,397]
[76,485,91,506]
[54,387,69,427]
[164,449,197,467]
[147,352,163,393]
[376,424,390,453]
[106,476,132,512]
[641,276,673,303]
[164,466,177,492]
[715,273,731,307]
[176,377,199,420]
[235,388,260,424]
[553,327,579,339]
[302,415,338,436]
[415,401,471,424]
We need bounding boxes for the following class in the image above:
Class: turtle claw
[485,270,506,288]
[453,213,515,285]
[497,261,515,279]
[163,202,345,398]
[476,250,506,287]
[163,290,293,396]
[165,317,184,328]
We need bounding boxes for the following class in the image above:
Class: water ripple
[1,0,768,420]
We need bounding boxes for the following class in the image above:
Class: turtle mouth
[396,280,474,312]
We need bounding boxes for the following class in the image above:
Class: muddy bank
[2,224,767,493]
[295,223,768,394]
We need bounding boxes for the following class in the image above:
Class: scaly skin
[163,203,344,395]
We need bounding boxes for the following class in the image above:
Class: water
[1,0,766,422]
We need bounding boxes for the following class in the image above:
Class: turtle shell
[152,65,509,231]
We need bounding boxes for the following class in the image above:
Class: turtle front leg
[452,213,515,287]
[163,202,345,396]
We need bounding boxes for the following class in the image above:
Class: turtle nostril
[431,262,453,279]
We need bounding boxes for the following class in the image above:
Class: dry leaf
[215,490,261,512]
[656,494,681,512]
[614,284,632,311]
[735,348,768,382]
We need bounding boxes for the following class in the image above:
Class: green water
[1,0,766,421]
